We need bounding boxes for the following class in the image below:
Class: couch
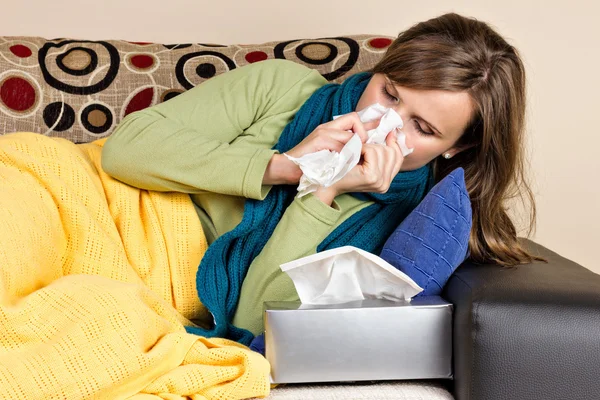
[1,35,598,400]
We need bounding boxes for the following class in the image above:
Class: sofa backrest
[0,35,392,143]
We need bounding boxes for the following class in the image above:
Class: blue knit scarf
[186,72,432,345]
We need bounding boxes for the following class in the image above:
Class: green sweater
[102,59,372,335]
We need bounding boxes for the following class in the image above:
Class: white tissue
[280,246,423,305]
[357,103,414,156]
[284,103,414,197]
[289,134,363,196]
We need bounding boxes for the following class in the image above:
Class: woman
[101,12,541,344]
[0,12,541,399]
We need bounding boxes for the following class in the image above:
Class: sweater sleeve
[231,194,343,335]
[101,59,326,199]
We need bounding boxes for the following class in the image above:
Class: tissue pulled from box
[284,103,414,197]
[358,103,412,156]
[280,246,423,305]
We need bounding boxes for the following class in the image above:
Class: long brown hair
[372,13,544,266]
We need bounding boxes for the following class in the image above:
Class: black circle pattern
[274,37,359,81]
[196,63,217,79]
[39,40,120,95]
[81,103,113,134]
[161,90,183,102]
[175,51,236,90]
[295,42,338,65]
[43,102,75,132]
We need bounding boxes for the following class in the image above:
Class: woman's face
[356,73,474,171]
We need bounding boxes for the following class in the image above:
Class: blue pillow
[380,168,472,296]
[249,332,265,355]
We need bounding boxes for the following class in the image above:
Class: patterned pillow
[379,168,472,296]
[0,35,392,143]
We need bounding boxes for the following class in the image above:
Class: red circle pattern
[9,45,33,58]
[369,38,393,49]
[1,77,36,111]
[131,54,155,69]
[245,51,268,64]
[124,87,154,116]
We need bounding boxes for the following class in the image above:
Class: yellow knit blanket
[0,133,270,400]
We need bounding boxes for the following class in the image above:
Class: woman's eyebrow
[386,79,445,137]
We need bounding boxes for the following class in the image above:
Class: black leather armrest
[443,239,600,400]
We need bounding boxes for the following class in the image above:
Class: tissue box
[264,296,452,383]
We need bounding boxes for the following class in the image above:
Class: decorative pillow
[379,168,472,296]
[0,35,392,143]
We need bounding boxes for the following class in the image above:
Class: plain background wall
[2,0,599,273]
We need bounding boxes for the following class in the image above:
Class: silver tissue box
[264,297,453,384]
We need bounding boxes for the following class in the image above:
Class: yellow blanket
[0,133,270,400]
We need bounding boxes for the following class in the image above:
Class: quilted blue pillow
[380,167,472,296]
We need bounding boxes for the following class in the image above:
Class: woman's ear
[442,144,475,159]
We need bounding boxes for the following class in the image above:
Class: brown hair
[372,13,544,266]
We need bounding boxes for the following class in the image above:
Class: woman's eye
[413,120,434,136]
[381,86,399,102]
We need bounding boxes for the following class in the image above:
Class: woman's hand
[263,113,374,185]
[285,112,371,159]
[327,131,405,197]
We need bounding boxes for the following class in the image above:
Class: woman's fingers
[327,112,370,143]
[360,145,377,184]
[385,130,397,147]
[322,129,356,145]
[288,112,379,159]
[286,127,354,158]
[333,139,405,195]
[288,118,406,194]
[359,139,405,193]
[361,119,380,133]
[361,144,387,191]
[320,135,350,154]
[311,129,357,153]
[385,131,404,175]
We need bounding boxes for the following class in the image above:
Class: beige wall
[3,0,599,273]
